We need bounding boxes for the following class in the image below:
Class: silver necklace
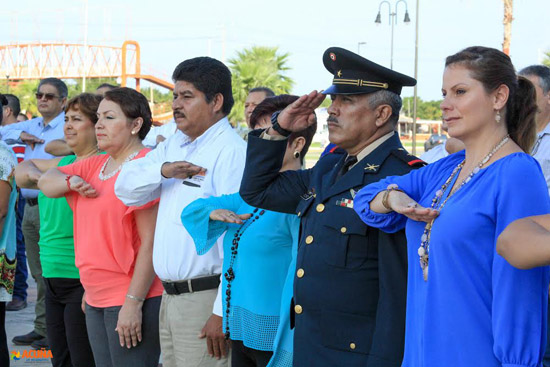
[98,151,140,181]
[418,134,509,281]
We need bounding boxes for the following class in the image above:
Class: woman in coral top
[39,88,163,367]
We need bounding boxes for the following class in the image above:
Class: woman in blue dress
[181,95,316,367]
[354,46,550,367]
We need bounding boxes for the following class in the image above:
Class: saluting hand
[210,209,252,224]
[387,190,439,223]
[274,90,326,134]
[161,161,206,179]
[68,175,98,198]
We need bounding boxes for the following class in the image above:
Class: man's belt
[162,274,220,295]
[26,198,39,206]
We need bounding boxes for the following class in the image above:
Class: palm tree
[502,0,513,55]
[228,46,294,124]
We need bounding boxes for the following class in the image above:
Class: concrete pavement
[6,276,51,366]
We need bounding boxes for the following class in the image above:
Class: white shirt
[115,117,246,315]
[420,144,449,164]
[532,121,550,196]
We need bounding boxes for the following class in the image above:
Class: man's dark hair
[248,87,275,97]
[96,83,118,91]
[103,87,152,140]
[3,94,21,116]
[172,57,234,115]
[38,78,68,98]
[519,65,550,95]
[0,94,7,125]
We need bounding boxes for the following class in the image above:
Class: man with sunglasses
[0,77,67,350]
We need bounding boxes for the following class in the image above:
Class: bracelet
[382,184,403,211]
[126,294,145,302]
[65,175,73,190]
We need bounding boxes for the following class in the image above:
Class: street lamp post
[374,0,410,70]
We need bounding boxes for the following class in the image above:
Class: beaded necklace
[418,134,509,281]
[98,151,139,181]
[224,207,265,340]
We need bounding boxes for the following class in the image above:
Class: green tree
[228,46,294,124]
[5,78,119,118]
[402,97,442,121]
[543,51,550,67]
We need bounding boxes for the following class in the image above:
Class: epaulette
[391,148,426,168]
[328,146,346,155]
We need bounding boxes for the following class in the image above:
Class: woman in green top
[15,93,101,367]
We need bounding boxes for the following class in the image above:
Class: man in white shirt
[519,65,550,367]
[115,57,245,367]
[519,65,550,196]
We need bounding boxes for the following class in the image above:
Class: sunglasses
[35,92,62,101]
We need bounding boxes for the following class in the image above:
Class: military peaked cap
[322,47,416,96]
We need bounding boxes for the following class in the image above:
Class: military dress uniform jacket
[240,130,424,367]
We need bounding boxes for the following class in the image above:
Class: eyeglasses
[35,92,62,101]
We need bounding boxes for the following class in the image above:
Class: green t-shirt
[39,155,79,279]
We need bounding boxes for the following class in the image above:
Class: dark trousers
[85,296,161,367]
[231,340,273,367]
[13,196,28,301]
[0,302,8,367]
[45,278,95,367]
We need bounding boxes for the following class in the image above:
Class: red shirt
[59,148,163,307]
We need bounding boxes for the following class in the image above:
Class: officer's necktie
[338,155,358,178]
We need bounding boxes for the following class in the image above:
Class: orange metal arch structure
[0,40,174,121]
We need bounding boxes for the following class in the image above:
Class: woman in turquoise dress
[354,47,549,367]
[182,95,316,367]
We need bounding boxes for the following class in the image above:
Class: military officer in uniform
[240,47,424,366]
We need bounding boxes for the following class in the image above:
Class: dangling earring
[294,151,300,159]
[495,110,501,123]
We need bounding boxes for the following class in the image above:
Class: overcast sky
[1,0,549,101]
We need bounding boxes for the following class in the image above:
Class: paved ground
[6,277,51,366]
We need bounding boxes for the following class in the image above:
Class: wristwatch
[270,111,292,137]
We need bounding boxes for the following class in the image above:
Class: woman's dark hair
[445,46,537,152]
[65,93,102,124]
[172,57,234,115]
[250,95,317,164]
[103,87,152,140]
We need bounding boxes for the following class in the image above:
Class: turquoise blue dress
[354,151,550,367]
[181,193,299,363]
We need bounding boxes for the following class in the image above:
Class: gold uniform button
[297,211,301,217]
[350,343,356,350]
[340,227,347,233]
[294,305,303,314]
[297,269,305,278]
[305,235,314,244]
[316,203,325,212]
